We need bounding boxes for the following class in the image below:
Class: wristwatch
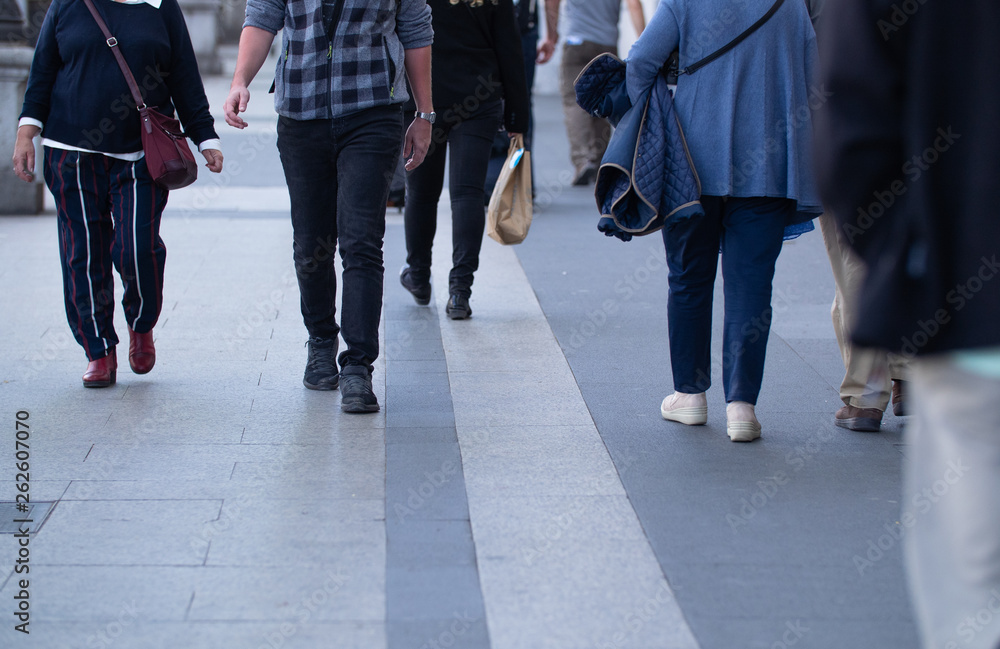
[414,111,437,124]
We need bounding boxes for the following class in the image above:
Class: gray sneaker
[303,337,339,390]
[340,365,379,413]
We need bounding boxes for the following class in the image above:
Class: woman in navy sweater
[12,0,223,387]
[398,0,529,319]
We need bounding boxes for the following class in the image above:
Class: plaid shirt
[245,0,433,120]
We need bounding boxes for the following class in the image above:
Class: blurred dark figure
[814,2,1000,647]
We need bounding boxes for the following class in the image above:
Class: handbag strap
[679,0,786,76]
[80,0,147,109]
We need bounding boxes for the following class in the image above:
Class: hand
[12,125,39,183]
[536,38,557,64]
[202,149,223,173]
[403,118,432,171]
[507,131,524,142]
[224,85,251,129]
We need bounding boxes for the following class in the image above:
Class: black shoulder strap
[679,0,786,76]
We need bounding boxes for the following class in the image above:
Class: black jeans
[403,99,502,298]
[276,105,403,369]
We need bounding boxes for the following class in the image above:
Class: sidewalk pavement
[0,68,918,648]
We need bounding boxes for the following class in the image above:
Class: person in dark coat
[399,0,529,320]
[13,0,223,388]
[813,1,1000,647]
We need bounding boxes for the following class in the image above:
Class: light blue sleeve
[625,0,680,105]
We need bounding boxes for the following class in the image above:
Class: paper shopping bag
[487,134,532,245]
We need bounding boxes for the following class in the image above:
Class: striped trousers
[43,148,168,361]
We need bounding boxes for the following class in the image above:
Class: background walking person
[399,0,529,320]
[536,0,645,186]
[13,0,223,388]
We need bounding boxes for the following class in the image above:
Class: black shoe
[446,294,472,320]
[399,266,431,306]
[572,162,598,186]
[340,365,380,413]
[303,337,339,390]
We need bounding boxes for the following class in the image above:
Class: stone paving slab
[0,81,921,649]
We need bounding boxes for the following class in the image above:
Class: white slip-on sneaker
[660,391,708,425]
[726,401,761,442]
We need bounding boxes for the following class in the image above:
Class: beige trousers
[559,41,615,174]
[819,211,908,410]
[906,357,1000,649]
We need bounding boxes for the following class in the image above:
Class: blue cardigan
[626,0,822,222]
[20,0,218,154]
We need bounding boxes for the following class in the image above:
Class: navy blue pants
[276,105,403,370]
[43,148,168,362]
[663,196,795,404]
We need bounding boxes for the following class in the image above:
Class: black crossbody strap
[679,0,786,76]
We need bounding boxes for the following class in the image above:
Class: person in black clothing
[399,0,530,319]
[485,0,538,198]
[814,1,1000,645]
[13,0,223,388]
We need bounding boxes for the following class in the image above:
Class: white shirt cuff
[19,117,44,130]
[198,138,222,153]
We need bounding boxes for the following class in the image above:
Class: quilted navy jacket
[575,53,702,242]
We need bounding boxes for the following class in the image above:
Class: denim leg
[663,197,724,394]
[277,116,341,341]
[335,105,404,368]
[719,197,792,404]
[447,100,502,297]
[403,114,449,284]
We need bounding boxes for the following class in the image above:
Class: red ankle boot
[82,348,117,388]
[128,327,156,374]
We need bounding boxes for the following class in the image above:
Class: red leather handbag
[81,0,198,190]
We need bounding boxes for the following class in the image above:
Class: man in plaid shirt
[224,0,433,413]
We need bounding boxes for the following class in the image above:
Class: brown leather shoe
[835,405,883,432]
[891,379,907,416]
[82,348,117,388]
[128,327,155,374]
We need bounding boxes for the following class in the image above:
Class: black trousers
[403,99,503,299]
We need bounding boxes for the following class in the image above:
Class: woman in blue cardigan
[627,0,821,441]
[12,0,223,387]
